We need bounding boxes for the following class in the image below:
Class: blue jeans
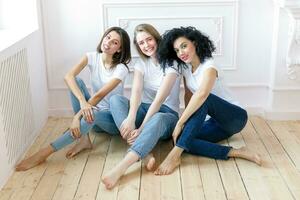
[110,94,179,159]
[176,93,248,160]
[51,78,119,151]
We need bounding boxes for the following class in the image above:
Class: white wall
[42,0,300,119]
[0,0,48,189]
[267,0,300,119]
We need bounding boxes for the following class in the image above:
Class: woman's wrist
[127,113,136,122]
[138,124,144,131]
[79,98,87,105]
[74,111,82,119]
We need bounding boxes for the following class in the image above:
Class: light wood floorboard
[1,117,300,200]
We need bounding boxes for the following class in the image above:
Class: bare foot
[102,166,126,190]
[15,146,54,171]
[66,135,92,159]
[154,147,182,175]
[144,153,156,171]
[102,151,139,190]
[229,147,262,165]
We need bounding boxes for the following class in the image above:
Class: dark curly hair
[157,26,215,72]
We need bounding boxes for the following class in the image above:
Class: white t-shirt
[134,58,181,114]
[86,52,128,110]
[182,59,239,106]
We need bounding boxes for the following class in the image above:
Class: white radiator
[0,48,34,164]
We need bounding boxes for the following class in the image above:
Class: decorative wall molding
[118,16,223,56]
[274,0,300,79]
[102,1,239,70]
[102,0,240,28]
[264,110,300,120]
[270,86,300,91]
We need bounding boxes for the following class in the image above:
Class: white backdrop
[41,0,300,119]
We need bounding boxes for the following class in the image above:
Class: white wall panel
[42,0,102,90]
[103,1,238,70]
[44,0,300,119]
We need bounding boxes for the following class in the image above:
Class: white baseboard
[263,110,300,120]
[244,107,300,120]
[245,106,265,117]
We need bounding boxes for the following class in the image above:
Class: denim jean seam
[161,104,179,118]
[50,142,59,152]
[128,147,143,159]
[224,146,233,160]
[240,110,248,131]
[175,143,189,152]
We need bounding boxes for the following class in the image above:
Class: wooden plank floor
[1,116,300,200]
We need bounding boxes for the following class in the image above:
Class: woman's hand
[70,117,81,139]
[172,123,184,145]
[127,128,141,145]
[120,117,136,140]
[80,100,94,123]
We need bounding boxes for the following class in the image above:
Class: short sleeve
[112,64,129,81]
[133,59,145,74]
[203,59,221,77]
[164,61,180,76]
[86,52,97,72]
[203,59,217,71]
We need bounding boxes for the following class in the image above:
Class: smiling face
[136,31,158,58]
[173,37,197,64]
[101,30,121,55]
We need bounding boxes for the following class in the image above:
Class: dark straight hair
[97,27,131,68]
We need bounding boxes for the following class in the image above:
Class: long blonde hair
[133,24,161,59]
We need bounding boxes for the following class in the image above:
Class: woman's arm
[64,56,88,105]
[172,68,217,143]
[183,77,193,107]
[120,70,144,139]
[177,68,216,126]
[72,76,124,138]
[127,73,177,144]
[139,73,177,130]
[128,70,144,122]
[88,78,122,106]
[64,55,92,136]
[64,55,95,122]
[70,78,123,138]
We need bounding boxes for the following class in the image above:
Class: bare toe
[15,156,45,171]
[229,147,262,166]
[15,147,53,171]
[254,154,262,165]
[144,154,156,171]
[65,139,92,159]
[101,173,120,190]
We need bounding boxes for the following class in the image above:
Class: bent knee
[151,113,166,121]
[151,113,177,126]
[109,94,125,105]
[235,109,248,132]
[74,77,85,87]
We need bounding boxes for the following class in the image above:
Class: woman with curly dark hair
[155,26,261,175]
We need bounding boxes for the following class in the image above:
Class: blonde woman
[102,24,181,189]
